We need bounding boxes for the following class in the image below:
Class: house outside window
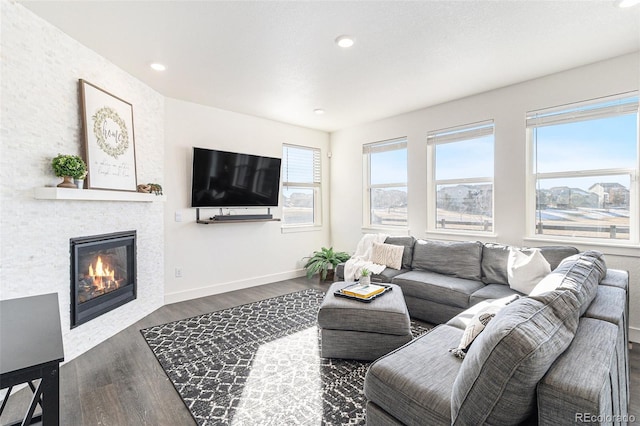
[526,92,639,242]
[427,120,494,233]
[363,138,408,228]
[281,144,321,227]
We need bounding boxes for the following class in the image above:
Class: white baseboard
[164,269,307,305]
[629,326,640,344]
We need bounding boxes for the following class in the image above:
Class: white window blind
[363,137,407,154]
[527,92,638,128]
[427,120,494,145]
[282,144,321,186]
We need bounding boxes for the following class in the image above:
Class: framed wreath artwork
[80,79,137,191]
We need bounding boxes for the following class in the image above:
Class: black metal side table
[0,293,65,425]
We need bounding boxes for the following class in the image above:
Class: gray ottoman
[317,282,413,361]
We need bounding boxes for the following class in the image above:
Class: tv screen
[191,147,281,208]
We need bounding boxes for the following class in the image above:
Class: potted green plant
[303,247,350,282]
[52,154,87,188]
[360,268,371,286]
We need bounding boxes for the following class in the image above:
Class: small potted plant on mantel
[51,154,87,189]
[303,247,351,283]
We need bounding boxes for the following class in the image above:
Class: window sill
[281,225,323,234]
[425,229,498,240]
[523,236,640,258]
[361,226,410,236]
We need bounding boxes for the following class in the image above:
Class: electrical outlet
[175,211,182,222]
[175,267,183,278]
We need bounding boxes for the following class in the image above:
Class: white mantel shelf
[34,187,166,202]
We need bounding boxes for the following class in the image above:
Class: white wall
[0,0,165,361]
[164,98,330,303]
[330,53,640,342]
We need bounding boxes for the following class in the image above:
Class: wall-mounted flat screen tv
[191,147,281,208]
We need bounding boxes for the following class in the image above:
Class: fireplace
[70,231,136,328]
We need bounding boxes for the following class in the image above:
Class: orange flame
[88,256,115,290]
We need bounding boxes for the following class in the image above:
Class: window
[428,121,494,233]
[363,138,408,228]
[281,144,321,226]
[527,92,638,242]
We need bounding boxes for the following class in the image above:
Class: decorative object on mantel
[51,154,87,188]
[136,183,163,195]
[74,170,88,190]
[80,79,137,192]
[303,247,351,283]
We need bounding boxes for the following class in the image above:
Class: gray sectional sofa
[335,237,630,425]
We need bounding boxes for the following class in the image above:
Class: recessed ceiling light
[615,0,640,7]
[335,35,355,48]
[150,63,166,71]
[314,108,325,115]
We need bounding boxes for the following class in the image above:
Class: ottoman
[317,282,413,361]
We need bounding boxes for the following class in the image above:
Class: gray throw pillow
[451,289,580,425]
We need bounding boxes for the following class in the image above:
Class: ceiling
[20,1,640,132]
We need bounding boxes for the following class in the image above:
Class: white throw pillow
[450,304,502,359]
[371,242,404,270]
[507,248,551,295]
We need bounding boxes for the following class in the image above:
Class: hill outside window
[526,92,639,243]
[281,144,321,227]
[363,138,408,228]
[427,120,495,234]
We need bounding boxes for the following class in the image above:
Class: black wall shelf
[195,208,280,224]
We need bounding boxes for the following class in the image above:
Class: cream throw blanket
[344,233,388,281]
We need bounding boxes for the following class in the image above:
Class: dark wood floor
[2,277,639,425]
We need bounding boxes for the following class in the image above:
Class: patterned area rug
[141,289,431,425]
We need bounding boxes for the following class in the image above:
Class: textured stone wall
[0,0,165,361]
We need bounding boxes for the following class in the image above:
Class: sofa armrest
[537,318,626,425]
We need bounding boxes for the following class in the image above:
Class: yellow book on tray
[341,283,386,299]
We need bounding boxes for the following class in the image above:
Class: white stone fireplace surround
[1,1,165,362]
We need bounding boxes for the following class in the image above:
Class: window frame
[281,143,322,229]
[525,92,639,244]
[362,137,408,229]
[427,120,495,235]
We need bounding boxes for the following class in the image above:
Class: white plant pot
[360,275,371,286]
[74,179,84,189]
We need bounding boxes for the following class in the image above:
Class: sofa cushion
[532,250,606,316]
[450,289,580,425]
[583,285,626,326]
[481,244,579,285]
[539,245,580,270]
[469,284,520,306]
[411,239,483,281]
[392,270,485,309]
[507,247,551,294]
[371,242,404,270]
[365,325,463,426]
[481,243,510,285]
[537,318,619,425]
[385,236,415,270]
[371,268,410,283]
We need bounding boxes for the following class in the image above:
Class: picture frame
[80,79,137,191]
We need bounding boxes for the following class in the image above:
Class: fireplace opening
[70,231,136,328]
